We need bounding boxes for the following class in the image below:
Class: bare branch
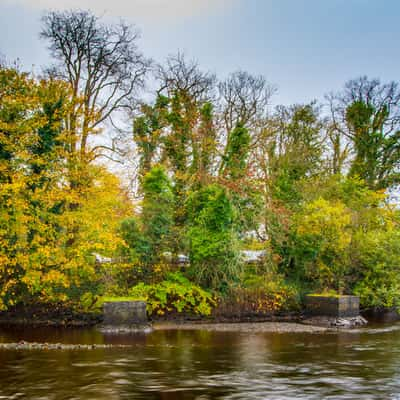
[40,9,152,161]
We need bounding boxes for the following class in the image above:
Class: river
[0,322,400,399]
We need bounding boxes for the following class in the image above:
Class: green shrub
[354,230,400,309]
[215,272,300,316]
[128,272,215,316]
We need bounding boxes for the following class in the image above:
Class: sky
[0,0,399,107]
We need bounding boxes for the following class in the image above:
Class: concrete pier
[305,295,360,318]
[100,301,151,333]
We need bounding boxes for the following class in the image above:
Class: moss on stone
[101,296,145,303]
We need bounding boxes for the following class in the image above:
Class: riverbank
[0,309,331,333]
[0,304,397,330]
[0,303,304,327]
[0,306,102,327]
[153,321,328,333]
[0,313,305,329]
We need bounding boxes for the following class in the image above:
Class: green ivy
[128,272,215,316]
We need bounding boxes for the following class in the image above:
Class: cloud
[4,0,237,22]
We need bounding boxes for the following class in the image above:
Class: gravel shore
[0,322,332,350]
[153,321,329,333]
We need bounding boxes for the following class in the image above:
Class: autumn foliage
[1,10,400,316]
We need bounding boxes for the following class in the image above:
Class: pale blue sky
[0,0,399,106]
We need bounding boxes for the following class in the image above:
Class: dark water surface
[1,323,400,399]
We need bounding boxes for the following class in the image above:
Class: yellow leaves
[0,162,129,308]
[153,264,163,274]
[0,68,139,310]
[0,298,5,311]
[293,185,399,292]
[153,262,171,276]
[42,270,69,288]
[0,255,9,271]
[22,271,42,295]
[296,198,352,251]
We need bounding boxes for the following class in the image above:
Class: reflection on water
[1,324,400,399]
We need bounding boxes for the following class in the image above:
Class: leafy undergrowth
[213,273,301,318]
[128,272,216,316]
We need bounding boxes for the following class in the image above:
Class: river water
[1,323,400,399]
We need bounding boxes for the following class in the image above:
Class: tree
[133,95,169,180]
[328,76,400,189]
[293,198,353,293]
[187,184,240,291]
[120,166,174,274]
[0,66,130,310]
[218,71,274,187]
[221,123,251,180]
[195,101,217,184]
[131,55,218,253]
[157,52,215,103]
[218,70,274,134]
[255,103,326,206]
[220,123,260,234]
[156,53,216,180]
[353,230,400,309]
[41,10,150,164]
[141,166,174,265]
[287,175,397,294]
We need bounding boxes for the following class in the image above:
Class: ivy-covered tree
[266,103,326,205]
[192,101,217,185]
[120,165,174,275]
[133,95,169,181]
[221,123,251,180]
[187,184,240,291]
[329,76,400,190]
[141,166,174,265]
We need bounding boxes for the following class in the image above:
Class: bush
[128,272,215,316]
[353,230,400,309]
[291,198,352,293]
[215,272,300,317]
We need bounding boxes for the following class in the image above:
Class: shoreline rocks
[302,315,368,328]
[99,323,153,333]
[0,341,131,351]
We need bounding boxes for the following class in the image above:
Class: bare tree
[218,70,275,134]
[40,10,151,163]
[156,52,216,102]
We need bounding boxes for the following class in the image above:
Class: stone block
[305,295,360,318]
[103,301,148,325]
